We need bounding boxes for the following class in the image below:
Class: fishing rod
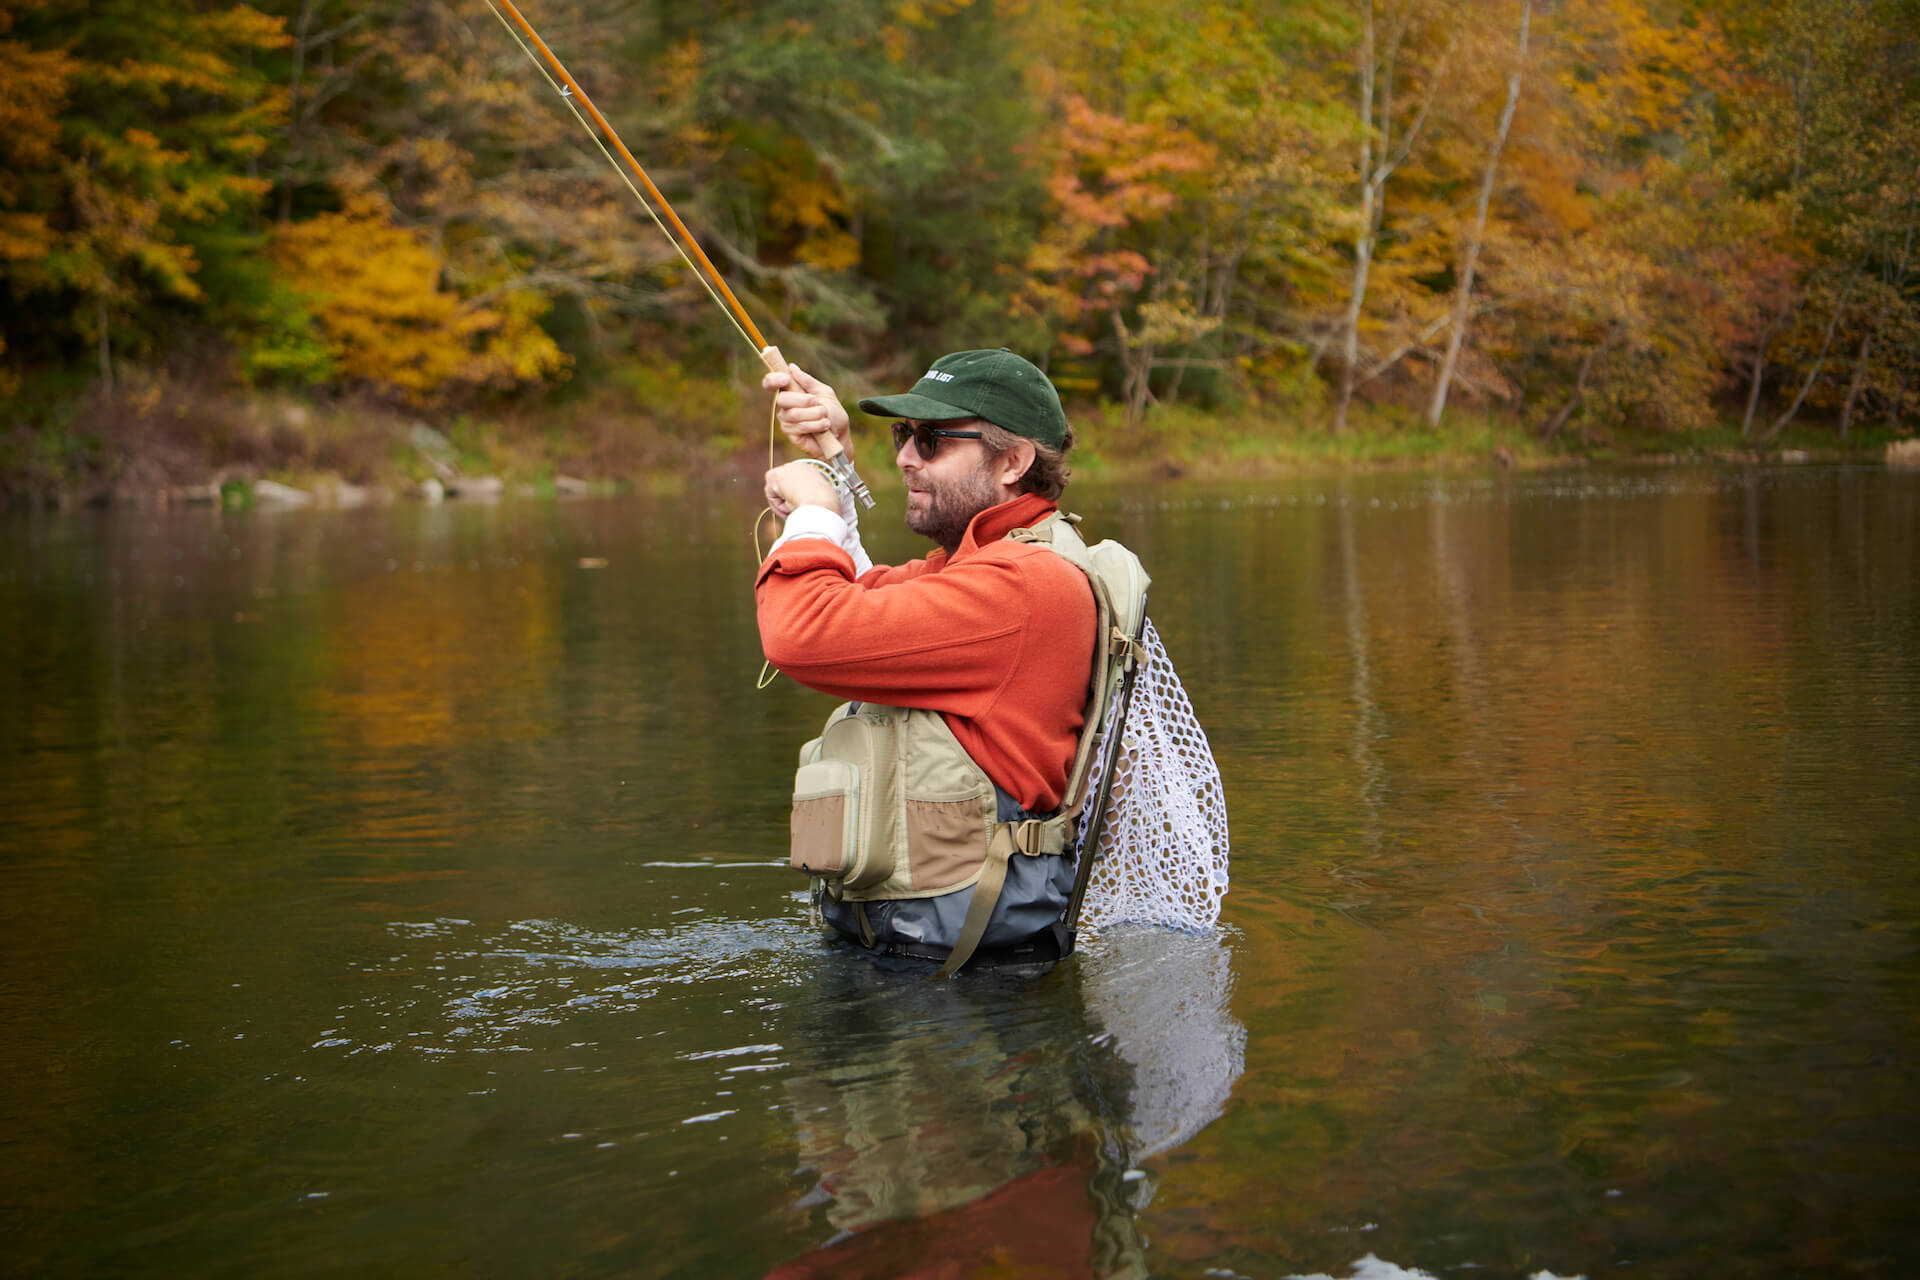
[481,0,873,509]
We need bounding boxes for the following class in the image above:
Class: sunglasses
[892,421,985,460]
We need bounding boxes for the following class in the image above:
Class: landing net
[1076,618,1230,933]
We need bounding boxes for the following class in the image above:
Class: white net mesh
[1075,617,1230,933]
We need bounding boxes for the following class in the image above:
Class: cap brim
[856,392,979,421]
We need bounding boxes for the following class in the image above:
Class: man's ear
[997,439,1036,489]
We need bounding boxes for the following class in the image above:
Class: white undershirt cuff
[770,504,847,552]
[770,503,873,575]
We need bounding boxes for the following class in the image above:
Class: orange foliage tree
[1018,94,1212,428]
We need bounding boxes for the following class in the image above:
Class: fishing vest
[788,511,1149,977]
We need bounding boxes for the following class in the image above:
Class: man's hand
[764,459,841,520]
[762,363,853,464]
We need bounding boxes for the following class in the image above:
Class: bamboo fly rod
[482,0,874,508]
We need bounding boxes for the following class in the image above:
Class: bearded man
[757,349,1097,965]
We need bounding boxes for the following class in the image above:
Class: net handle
[1064,604,1151,936]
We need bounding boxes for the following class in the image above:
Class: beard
[905,458,1003,553]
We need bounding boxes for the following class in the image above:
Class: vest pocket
[906,789,992,892]
[791,759,859,878]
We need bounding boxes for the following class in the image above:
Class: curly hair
[975,419,1075,501]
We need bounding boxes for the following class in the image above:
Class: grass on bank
[3,362,1911,506]
[1071,400,1550,474]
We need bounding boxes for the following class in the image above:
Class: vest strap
[933,818,1063,978]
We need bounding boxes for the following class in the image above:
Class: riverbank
[3,369,1911,510]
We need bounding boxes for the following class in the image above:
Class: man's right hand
[762,363,853,464]
[763,459,841,521]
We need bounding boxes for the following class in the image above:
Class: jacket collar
[937,493,1059,565]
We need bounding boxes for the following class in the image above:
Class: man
[757,348,1097,961]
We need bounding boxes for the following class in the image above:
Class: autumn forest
[2,0,1917,495]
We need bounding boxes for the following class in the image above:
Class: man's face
[895,419,1004,553]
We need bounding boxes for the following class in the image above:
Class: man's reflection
[768,928,1244,1278]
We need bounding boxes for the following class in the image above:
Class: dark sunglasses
[892,421,985,460]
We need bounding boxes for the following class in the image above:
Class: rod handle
[759,344,844,462]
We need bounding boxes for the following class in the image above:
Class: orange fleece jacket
[755,492,1097,813]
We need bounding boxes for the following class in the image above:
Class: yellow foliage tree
[752,139,864,273]
[0,2,71,236]
[0,0,289,384]
[271,196,568,403]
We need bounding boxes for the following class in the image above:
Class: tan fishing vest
[788,511,1149,976]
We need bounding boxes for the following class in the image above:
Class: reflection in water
[1078,927,1244,1163]
[279,905,1245,1277]
[770,928,1245,1277]
[1338,497,1387,852]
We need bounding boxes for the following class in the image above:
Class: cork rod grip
[758,344,845,461]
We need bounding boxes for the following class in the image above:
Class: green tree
[664,0,1049,372]
[0,0,289,386]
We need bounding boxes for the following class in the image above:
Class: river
[2,464,1915,1277]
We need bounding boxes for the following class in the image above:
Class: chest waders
[788,511,1149,977]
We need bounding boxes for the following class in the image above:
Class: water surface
[2,465,1916,1277]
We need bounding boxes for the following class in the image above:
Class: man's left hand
[762,364,853,464]
[764,460,841,520]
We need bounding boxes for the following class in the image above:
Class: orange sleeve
[755,541,1041,717]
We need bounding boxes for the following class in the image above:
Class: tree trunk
[1838,330,1872,439]
[1539,343,1597,441]
[1742,42,1813,439]
[1427,0,1528,428]
[1892,222,1917,431]
[96,293,113,395]
[1334,198,1375,436]
[1739,306,1784,438]
[1163,354,1187,406]
[1840,221,1916,440]
[1334,4,1379,437]
[279,0,316,224]
[1161,250,1191,405]
[1335,2,1451,435]
[1763,270,1858,441]
[1112,309,1155,434]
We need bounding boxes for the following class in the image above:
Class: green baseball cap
[858,349,1069,449]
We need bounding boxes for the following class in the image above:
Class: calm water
[2,465,1916,1278]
